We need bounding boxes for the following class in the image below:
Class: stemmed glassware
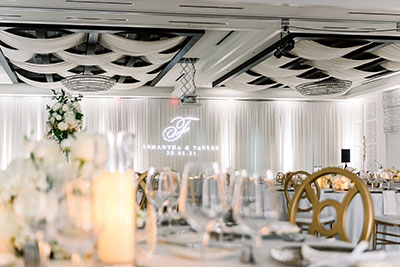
[146,167,174,226]
[48,177,96,267]
[179,161,227,247]
[232,170,279,265]
[367,171,376,189]
[166,170,181,226]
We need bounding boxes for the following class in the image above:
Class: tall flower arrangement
[46,89,83,147]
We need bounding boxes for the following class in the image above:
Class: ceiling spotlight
[274,38,295,58]
[274,24,294,58]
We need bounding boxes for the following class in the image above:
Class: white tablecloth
[278,190,400,249]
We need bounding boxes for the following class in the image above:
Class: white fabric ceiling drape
[305,57,377,71]
[0,97,354,173]
[98,34,184,56]
[292,40,367,60]
[0,31,86,53]
[0,45,35,62]
[10,61,78,74]
[251,62,310,77]
[225,79,275,91]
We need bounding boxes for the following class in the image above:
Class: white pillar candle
[94,170,136,264]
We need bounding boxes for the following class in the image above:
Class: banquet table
[12,234,356,267]
[278,189,400,248]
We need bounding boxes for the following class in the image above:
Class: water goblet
[179,161,227,247]
[232,170,279,265]
[145,167,174,226]
[48,177,96,267]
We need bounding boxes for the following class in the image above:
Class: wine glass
[48,177,96,267]
[366,171,376,189]
[166,170,181,227]
[232,169,279,265]
[179,161,227,247]
[145,167,174,226]
[13,164,58,267]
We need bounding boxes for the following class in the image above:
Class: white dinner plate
[171,246,240,261]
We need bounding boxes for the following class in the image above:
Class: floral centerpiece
[0,139,67,257]
[46,89,83,151]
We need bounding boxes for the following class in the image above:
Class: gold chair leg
[373,222,377,250]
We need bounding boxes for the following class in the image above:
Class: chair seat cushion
[375,215,400,226]
[296,213,335,224]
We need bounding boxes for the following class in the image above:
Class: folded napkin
[383,190,396,215]
[302,241,386,267]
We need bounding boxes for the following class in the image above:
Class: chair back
[136,171,148,210]
[284,171,319,213]
[288,167,374,243]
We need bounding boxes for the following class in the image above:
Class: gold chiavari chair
[373,215,400,249]
[284,171,335,231]
[289,167,374,243]
[136,171,148,210]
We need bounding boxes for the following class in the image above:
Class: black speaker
[341,149,350,163]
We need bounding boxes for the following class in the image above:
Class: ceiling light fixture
[274,25,295,58]
[61,74,116,93]
[295,78,352,97]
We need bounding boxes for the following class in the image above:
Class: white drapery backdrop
[0,97,354,173]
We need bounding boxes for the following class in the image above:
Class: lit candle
[94,170,136,264]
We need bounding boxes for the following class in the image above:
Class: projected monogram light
[143,116,219,157]
[162,116,199,142]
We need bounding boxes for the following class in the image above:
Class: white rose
[73,102,81,111]
[52,102,61,111]
[55,114,62,121]
[62,104,69,112]
[58,122,68,131]
[65,111,74,120]
[49,117,55,124]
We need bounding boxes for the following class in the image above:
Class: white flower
[55,114,62,121]
[80,162,94,178]
[52,103,61,111]
[60,137,73,149]
[33,140,64,169]
[0,203,19,242]
[65,111,74,120]
[70,133,95,162]
[49,117,55,124]
[69,133,106,164]
[68,118,78,129]
[58,122,68,131]
[65,92,73,99]
[73,102,81,111]
[62,104,69,112]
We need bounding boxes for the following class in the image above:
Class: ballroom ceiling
[1,0,400,99]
